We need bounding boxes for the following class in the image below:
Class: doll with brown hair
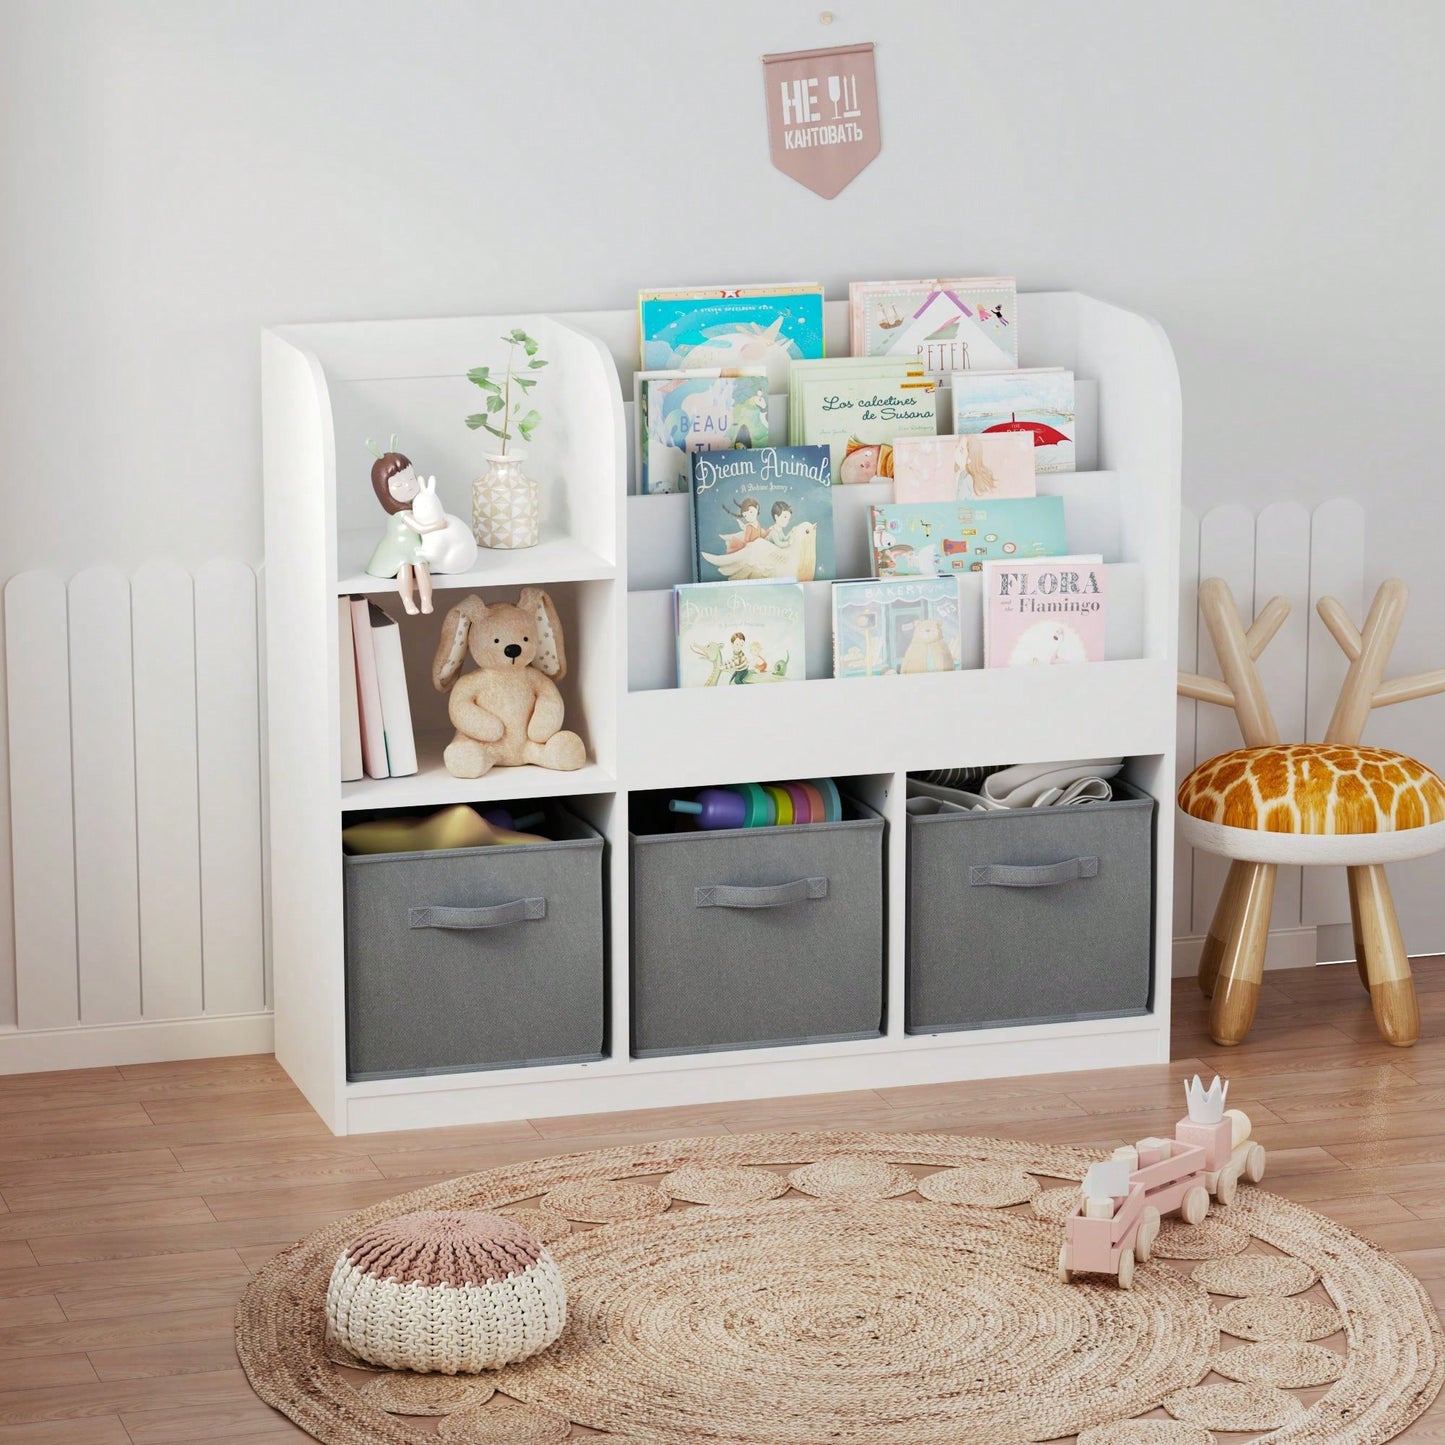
[364,436,433,615]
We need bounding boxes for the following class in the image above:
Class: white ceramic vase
[472,453,540,550]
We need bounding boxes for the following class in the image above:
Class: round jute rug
[236,1130,1443,1445]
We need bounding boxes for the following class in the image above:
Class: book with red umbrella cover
[950,367,1075,473]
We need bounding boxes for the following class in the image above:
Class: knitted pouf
[325,1210,566,1374]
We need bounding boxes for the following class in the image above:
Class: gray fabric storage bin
[906,778,1155,1032]
[630,798,885,1057]
[344,809,605,1080]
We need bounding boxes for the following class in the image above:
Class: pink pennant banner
[762,42,881,200]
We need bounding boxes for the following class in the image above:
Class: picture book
[674,580,805,688]
[636,369,769,494]
[869,496,1068,577]
[951,368,1076,473]
[689,444,834,584]
[983,556,1106,668]
[786,355,924,438]
[892,433,1036,504]
[832,577,962,678]
[639,284,825,391]
[798,376,938,485]
[850,277,1018,373]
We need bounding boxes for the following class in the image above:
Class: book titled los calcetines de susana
[689,445,835,584]
[797,375,938,484]
[636,369,769,494]
[674,581,805,688]
[983,556,1106,668]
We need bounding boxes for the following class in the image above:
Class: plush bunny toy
[431,588,586,778]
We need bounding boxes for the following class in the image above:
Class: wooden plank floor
[0,958,1441,1443]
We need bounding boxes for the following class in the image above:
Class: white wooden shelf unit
[262,292,1182,1135]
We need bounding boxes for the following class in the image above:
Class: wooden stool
[1178,578,1445,1047]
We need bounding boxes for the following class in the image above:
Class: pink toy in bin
[1058,1075,1266,1289]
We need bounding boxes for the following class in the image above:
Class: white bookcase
[262,293,1181,1135]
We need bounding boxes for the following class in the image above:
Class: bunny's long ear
[432,595,487,691]
[518,587,566,680]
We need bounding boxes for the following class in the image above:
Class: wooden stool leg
[1199,861,1250,997]
[1350,864,1420,1047]
[1208,862,1276,1046]
[1347,866,1370,991]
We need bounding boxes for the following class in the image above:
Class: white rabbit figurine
[403,477,479,575]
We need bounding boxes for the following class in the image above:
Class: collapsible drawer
[344,809,605,1080]
[630,798,885,1057]
[906,778,1155,1032]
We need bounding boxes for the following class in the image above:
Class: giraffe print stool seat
[1179,743,1445,865]
[1178,577,1445,1049]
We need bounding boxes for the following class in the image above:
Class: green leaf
[486,394,504,413]
[517,409,541,439]
[466,366,491,385]
[465,413,489,429]
[480,420,505,439]
[507,327,529,342]
[527,358,548,369]
[522,340,539,358]
[513,375,536,391]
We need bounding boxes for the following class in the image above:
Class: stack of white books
[338,597,417,781]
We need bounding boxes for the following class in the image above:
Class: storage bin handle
[408,898,546,930]
[694,877,828,909]
[968,857,1099,889]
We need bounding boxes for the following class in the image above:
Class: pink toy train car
[1059,1076,1266,1289]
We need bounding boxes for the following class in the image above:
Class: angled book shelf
[262,293,1181,1135]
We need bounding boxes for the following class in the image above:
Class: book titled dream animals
[674,581,805,688]
[689,445,835,584]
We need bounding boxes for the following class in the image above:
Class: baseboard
[0,1011,275,1075]
[1172,926,1319,978]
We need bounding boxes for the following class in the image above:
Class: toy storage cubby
[263,292,1181,1135]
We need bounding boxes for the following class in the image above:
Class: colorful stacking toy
[668,778,843,830]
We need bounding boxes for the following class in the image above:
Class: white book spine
[349,596,389,780]
[369,603,417,778]
[337,599,363,783]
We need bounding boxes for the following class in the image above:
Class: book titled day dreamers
[869,496,1068,577]
[674,581,805,688]
[637,369,769,494]
[832,577,961,679]
[689,444,835,584]
[639,284,825,392]
[951,368,1076,473]
[983,556,1106,668]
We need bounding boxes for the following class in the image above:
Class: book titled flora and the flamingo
[1060,1075,1266,1290]
[849,277,1019,374]
[951,367,1076,473]
[636,369,770,494]
[673,581,805,689]
[892,432,1037,504]
[832,578,961,679]
[638,284,825,392]
[983,556,1106,668]
[689,445,835,584]
[869,496,1067,577]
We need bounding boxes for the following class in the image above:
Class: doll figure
[364,436,433,615]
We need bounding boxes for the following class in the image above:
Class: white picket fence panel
[4,563,268,1033]
[1176,498,1366,939]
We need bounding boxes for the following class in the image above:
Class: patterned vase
[472,453,540,550]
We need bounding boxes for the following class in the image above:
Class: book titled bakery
[637,369,769,494]
[674,580,804,688]
[832,577,961,679]
[892,433,1036,504]
[869,496,1068,577]
[638,284,825,391]
[850,277,1018,373]
[689,445,835,584]
[983,556,1106,667]
[951,368,1076,473]
[797,376,938,484]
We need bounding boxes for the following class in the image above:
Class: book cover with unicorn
[674,581,805,688]
[983,556,1106,667]
[639,284,825,392]
[850,277,1018,373]
[689,445,835,584]
[636,369,770,494]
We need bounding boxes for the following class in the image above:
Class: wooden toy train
[1059,1075,1265,1289]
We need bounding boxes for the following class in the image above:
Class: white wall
[2,0,1443,1021]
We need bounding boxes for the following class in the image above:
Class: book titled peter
[983,556,1106,668]
[689,445,834,584]
[674,581,805,688]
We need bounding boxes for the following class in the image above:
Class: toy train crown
[1184,1074,1228,1124]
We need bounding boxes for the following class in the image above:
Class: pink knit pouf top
[325,1209,567,1374]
